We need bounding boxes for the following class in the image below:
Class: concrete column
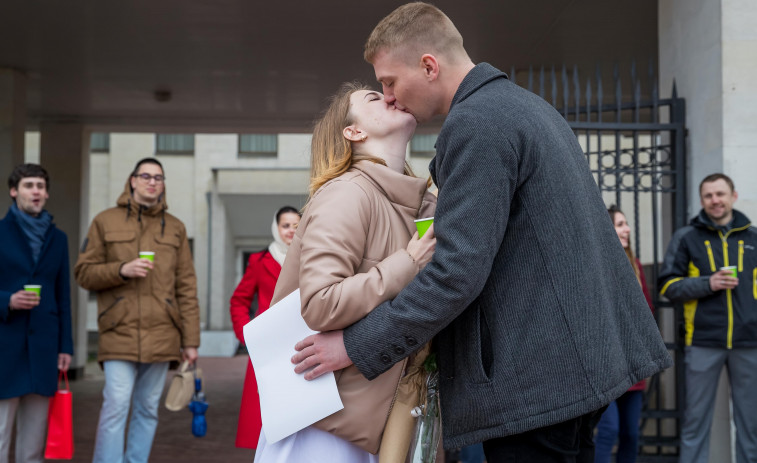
[660,1,757,461]
[39,122,90,378]
[208,173,233,331]
[0,69,26,211]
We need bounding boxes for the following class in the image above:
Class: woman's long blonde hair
[308,81,420,200]
[608,205,641,285]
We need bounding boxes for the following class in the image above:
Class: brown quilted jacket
[74,178,200,365]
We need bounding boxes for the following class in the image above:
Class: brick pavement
[63,355,253,463]
[10,354,469,462]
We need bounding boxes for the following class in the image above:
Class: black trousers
[482,407,606,463]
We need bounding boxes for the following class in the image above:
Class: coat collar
[692,208,751,232]
[450,62,508,111]
[2,207,55,270]
[116,176,168,217]
[260,251,282,279]
[351,161,428,212]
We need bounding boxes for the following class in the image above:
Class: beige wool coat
[271,160,436,454]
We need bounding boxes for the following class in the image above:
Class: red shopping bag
[44,371,74,460]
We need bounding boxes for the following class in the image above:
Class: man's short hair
[131,157,164,177]
[8,163,50,192]
[364,2,465,64]
[699,173,734,195]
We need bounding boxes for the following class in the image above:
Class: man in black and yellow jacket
[659,173,757,463]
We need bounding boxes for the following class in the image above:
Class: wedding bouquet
[406,354,441,463]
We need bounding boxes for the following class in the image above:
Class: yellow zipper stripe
[754,268,757,300]
[724,224,752,237]
[684,261,700,347]
[720,233,734,349]
[727,286,734,349]
[684,300,697,346]
[738,241,744,272]
[704,240,716,271]
[660,277,684,296]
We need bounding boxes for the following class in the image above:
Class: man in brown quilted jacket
[75,157,200,463]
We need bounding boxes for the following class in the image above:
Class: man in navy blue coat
[0,163,73,463]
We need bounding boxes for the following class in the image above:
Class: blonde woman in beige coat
[253,82,437,463]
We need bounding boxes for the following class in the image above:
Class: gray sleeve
[344,112,516,379]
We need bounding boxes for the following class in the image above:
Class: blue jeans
[594,390,643,463]
[92,360,169,463]
[459,443,485,463]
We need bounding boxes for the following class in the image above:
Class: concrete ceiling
[0,0,657,132]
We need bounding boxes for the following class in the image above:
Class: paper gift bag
[44,371,74,460]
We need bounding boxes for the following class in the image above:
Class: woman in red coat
[594,205,655,463]
[229,205,301,449]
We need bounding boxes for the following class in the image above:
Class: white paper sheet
[243,289,344,444]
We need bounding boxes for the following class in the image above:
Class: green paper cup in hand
[414,217,434,239]
[720,266,737,278]
[139,251,155,262]
[24,285,41,297]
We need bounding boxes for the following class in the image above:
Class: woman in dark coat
[229,206,300,449]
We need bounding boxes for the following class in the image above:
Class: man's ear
[343,125,364,142]
[130,175,137,192]
[733,190,739,202]
[9,187,18,199]
[421,54,440,81]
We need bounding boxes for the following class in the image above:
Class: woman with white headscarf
[229,206,301,451]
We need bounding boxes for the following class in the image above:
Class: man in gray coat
[292,3,672,460]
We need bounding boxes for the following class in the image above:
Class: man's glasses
[134,173,165,183]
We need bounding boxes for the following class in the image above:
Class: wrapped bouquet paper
[379,346,441,463]
[407,367,442,463]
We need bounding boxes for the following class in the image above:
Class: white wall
[721,0,757,217]
[660,0,757,220]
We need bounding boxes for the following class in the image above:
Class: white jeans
[0,394,49,463]
[92,361,169,463]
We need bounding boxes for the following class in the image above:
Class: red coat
[229,250,281,449]
[629,257,655,392]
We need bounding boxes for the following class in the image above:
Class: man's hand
[9,290,40,310]
[58,353,72,372]
[182,347,199,365]
[710,269,739,291]
[119,257,154,279]
[292,331,353,380]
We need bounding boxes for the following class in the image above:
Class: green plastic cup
[139,251,155,262]
[24,285,41,297]
[414,217,434,238]
[721,266,737,278]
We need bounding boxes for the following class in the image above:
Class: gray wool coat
[343,63,672,449]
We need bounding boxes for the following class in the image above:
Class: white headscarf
[268,212,289,267]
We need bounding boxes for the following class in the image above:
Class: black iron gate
[514,63,688,462]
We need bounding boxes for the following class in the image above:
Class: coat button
[393,345,405,355]
[380,354,392,364]
[405,336,417,346]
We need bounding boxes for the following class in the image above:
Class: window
[156,134,195,155]
[239,134,277,157]
[90,133,110,153]
[410,134,438,157]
